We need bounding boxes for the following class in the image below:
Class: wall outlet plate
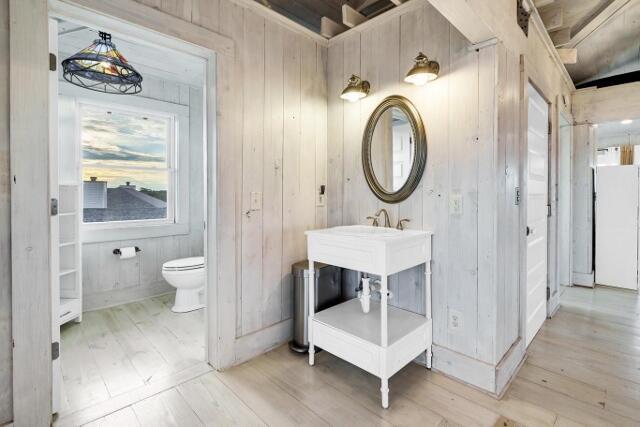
[448,308,463,333]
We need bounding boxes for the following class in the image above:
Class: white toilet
[161,256,205,313]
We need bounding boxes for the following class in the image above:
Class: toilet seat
[162,256,204,271]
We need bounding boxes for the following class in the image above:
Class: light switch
[317,185,326,207]
[450,193,463,215]
[250,192,262,211]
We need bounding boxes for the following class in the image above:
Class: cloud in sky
[81,105,170,189]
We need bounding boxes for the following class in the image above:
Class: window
[80,103,176,225]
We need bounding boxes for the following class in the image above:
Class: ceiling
[596,118,640,147]
[536,0,640,87]
[57,19,205,87]
[253,0,396,34]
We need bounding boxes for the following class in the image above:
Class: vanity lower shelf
[312,298,431,378]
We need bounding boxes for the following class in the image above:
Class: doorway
[525,83,550,347]
[48,7,211,417]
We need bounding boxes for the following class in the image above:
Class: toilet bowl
[162,256,205,313]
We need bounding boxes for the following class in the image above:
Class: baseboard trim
[573,272,594,287]
[495,338,526,397]
[231,319,293,367]
[84,283,174,312]
[55,362,212,427]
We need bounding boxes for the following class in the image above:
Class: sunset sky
[81,105,170,190]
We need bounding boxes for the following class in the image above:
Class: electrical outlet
[449,309,463,332]
[250,192,262,211]
[450,193,463,215]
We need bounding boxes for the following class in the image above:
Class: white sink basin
[330,225,403,237]
[306,225,432,276]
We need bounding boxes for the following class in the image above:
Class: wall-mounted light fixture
[340,75,370,102]
[404,52,439,86]
[621,119,633,125]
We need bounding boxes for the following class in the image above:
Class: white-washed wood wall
[0,0,12,422]
[78,80,205,311]
[130,0,327,363]
[327,2,521,379]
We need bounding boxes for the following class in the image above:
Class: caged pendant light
[62,31,143,95]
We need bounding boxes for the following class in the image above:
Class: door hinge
[49,53,57,72]
[52,342,60,361]
[547,204,552,217]
[51,198,58,216]
[515,187,521,205]
[547,287,550,301]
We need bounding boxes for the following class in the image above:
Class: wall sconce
[404,52,439,86]
[340,74,370,102]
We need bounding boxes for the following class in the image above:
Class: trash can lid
[291,260,329,276]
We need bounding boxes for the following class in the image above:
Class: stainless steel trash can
[289,261,342,353]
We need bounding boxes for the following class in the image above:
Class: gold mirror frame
[362,95,427,204]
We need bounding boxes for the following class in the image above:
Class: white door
[526,84,549,347]
[49,18,62,414]
[392,122,412,191]
[595,166,639,290]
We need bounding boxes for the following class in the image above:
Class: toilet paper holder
[113,247,142,255]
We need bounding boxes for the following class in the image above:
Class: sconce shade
[62,32,143,95]
[404,52,439,86]
[340,74,370,102]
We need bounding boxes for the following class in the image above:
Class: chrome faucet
[375,208,392,228]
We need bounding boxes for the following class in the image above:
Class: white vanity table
[306,225,433,408]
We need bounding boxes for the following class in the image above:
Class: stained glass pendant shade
[62,32,143,95]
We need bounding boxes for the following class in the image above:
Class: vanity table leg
[425,259,432,369]
[308,260,315,366]
[380,274,389,408]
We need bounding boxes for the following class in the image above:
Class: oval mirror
[362,96,426,203]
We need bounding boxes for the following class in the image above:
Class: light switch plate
[317,193,326,207]
[250,192,262,211]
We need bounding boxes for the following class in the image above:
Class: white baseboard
[84,282,174,312]
[229,319,293,367]
[573,272,594,287]
[432,338,526,396]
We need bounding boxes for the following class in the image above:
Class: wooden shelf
[59,298,81,325]
[59,268,76,277]
[58,212,77,217]
[314,299,427,347]
[59,241,75,248]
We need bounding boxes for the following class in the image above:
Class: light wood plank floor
[62,286,640,426]
[59,293,205,416]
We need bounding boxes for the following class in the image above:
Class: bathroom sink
[306,225,432,276]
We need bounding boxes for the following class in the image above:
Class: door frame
[9,0,232,423]
[518,56,558,351]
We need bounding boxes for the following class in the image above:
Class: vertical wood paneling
[216,0,244,363]
[0,2,12,419]
[262,20,284,327]
[327,42,344,227]
[342,34,362,225]
[572,124,595,278]
[421,3,451,343]
[445,28,479,356]
[240,9,265,335]
[281,32,301,321]
[476,44,498,363]
[315,46,328,229]
[9,0,52,423]
[191,0,219,32]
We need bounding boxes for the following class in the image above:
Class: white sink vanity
[306,225,432,408]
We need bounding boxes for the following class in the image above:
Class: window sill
[82,221,190,243]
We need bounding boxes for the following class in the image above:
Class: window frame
[60,82,191,242]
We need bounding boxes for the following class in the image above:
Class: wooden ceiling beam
[389,0,405,5]
[550,27,571,47]
[534,0,554,7]
[539,5,563,31]
[320,16,347,38]
[557,48,577,64]
[342,4,368,28]
[566,0,633,48]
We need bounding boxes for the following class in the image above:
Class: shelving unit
[306,226,432,409]
[58,184,82,325]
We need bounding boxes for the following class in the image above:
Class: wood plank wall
[0,0,12,422]
[132,0,328,352]
[79,81,205,311]
[327,3,521,368]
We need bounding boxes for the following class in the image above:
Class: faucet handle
[396,218,410,230]
[366,216,379,227]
